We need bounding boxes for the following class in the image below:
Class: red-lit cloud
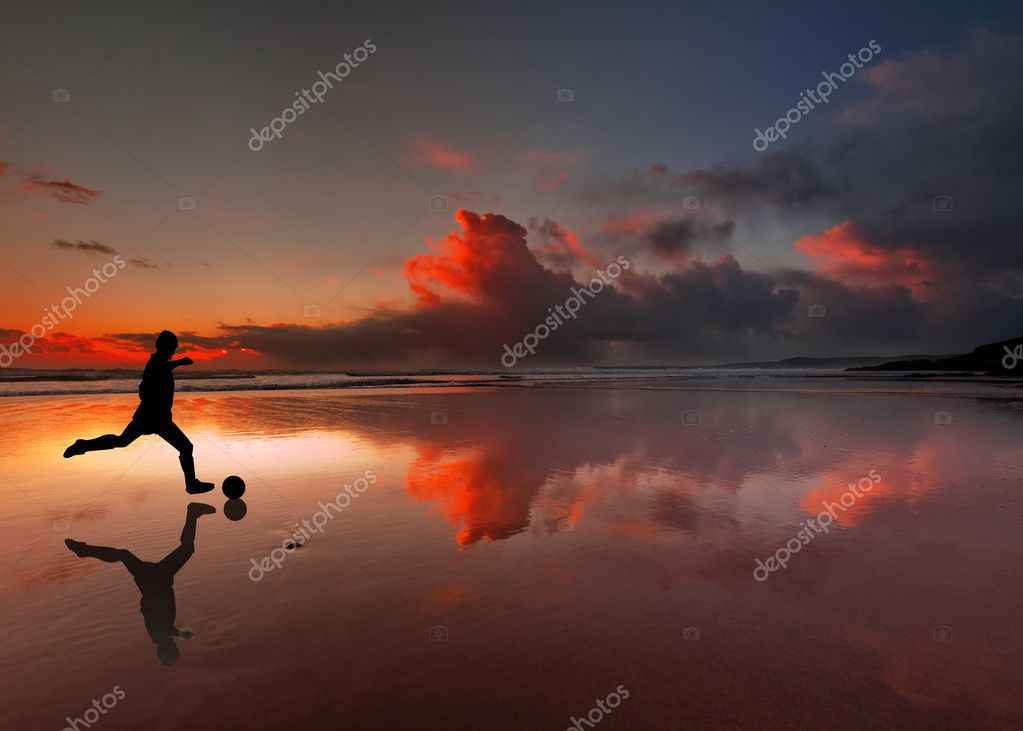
[403,209,552,306]
[0,329,259,368]
[794,220,938,291]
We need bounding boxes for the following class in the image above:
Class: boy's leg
[158,503,215,574]
[156,421,214,494]
[65,540,144,574]
[64,421,143,458]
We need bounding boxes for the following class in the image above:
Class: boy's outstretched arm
[169,357,194,369]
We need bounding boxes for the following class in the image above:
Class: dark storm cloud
[674,149,835,207]
[611,258,798,343]
[198,257,799,367]
[579,148,834,210]
[778,269,925,344]
[123,211,801,367]
[645,217,735,260]
[579,30,1023,353]
[591,30,1023,280]
[810,29,1023,278]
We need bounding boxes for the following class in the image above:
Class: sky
[1,0,1021,369]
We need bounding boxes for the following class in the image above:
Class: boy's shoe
[185,480,215,495]
[65,539,87,556]
[63,440,85,458]
[187,502,216,516]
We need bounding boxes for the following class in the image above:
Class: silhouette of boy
[63,330,214,494]
[65,502,216,666]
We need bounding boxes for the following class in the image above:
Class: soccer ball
[222,475,246,499]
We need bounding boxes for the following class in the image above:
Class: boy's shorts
[131,415,173,436]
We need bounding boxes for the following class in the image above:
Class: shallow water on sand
[2,385,1021,729]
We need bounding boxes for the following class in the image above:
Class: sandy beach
[2,381,1021,729]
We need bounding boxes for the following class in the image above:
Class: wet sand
[2,384,1021,729]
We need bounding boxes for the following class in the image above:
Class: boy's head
[157,639,180,666]
[155,330,178,357]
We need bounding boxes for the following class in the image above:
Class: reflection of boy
[65,502,216,666]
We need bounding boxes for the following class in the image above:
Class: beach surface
[2,379,1021,729]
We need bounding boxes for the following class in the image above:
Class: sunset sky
[1,0,1021,369]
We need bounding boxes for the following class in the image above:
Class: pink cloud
[530,217,601,268]
[411,136,476,172]
[536,171,570,192]
[14,168,101,204]
[516,150,583,168]
[517,149,582,193]
[446,190,501,205]
[599,209,661,236]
